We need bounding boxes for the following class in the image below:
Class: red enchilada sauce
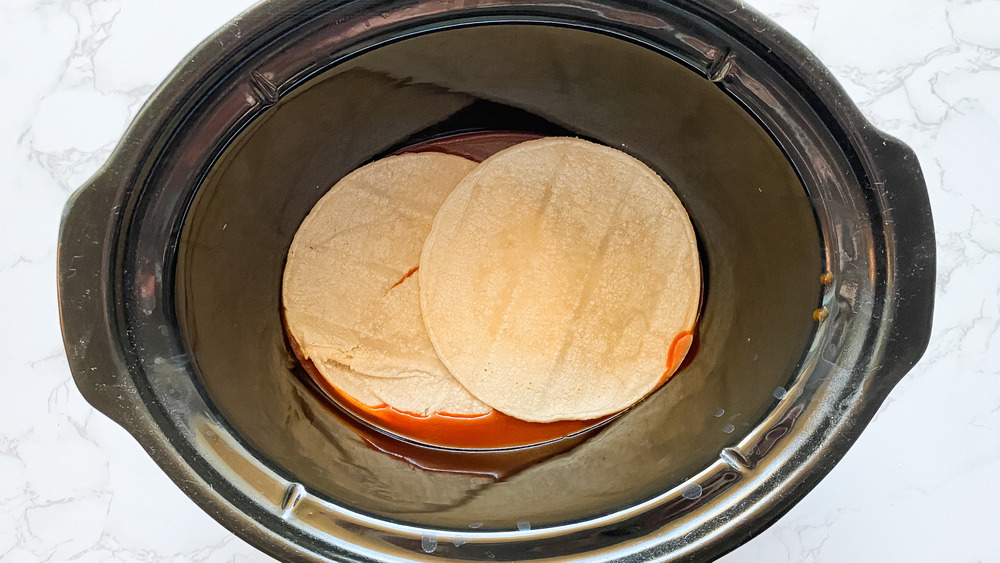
[286,131,696,455]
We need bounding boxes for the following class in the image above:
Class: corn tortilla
[419,137,700,422]
[283,152,490,416]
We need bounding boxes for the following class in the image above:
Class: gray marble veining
[1,0,997,561]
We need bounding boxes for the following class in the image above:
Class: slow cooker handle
[868,131,936,391]
[58,171,139,431]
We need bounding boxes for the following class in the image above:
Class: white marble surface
[1,0,997,561]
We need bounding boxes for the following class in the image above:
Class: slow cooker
[57,0,935,560]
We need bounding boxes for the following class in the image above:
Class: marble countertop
[2,0,997,561]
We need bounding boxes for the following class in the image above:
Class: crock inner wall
[176,25,821,529]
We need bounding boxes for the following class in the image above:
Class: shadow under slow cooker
[177,25,821,530]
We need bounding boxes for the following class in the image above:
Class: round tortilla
[420,138,701,422]
[283,152,490,416]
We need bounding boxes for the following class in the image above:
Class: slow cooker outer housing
[57,0,934,561]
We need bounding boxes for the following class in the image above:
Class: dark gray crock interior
[177,25,820,530]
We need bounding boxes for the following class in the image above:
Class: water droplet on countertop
[722,424,735,434]
[517,521,531,531]
[773,387,787,400]
[421,536,438,553]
